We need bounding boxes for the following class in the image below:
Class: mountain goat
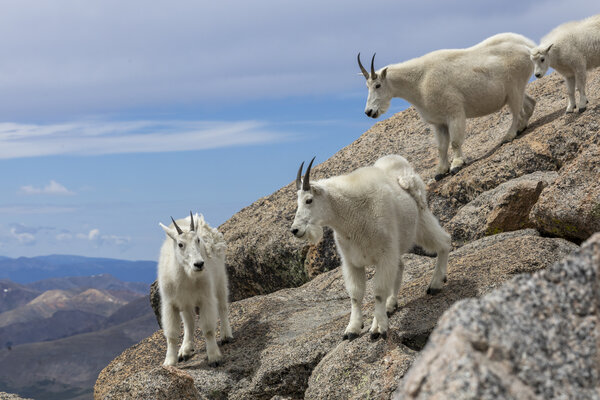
[530,14,600,113]
[158,212,233,367]
[291,156,451,340]
[358,33,536,180]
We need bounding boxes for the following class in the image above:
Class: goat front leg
[197,300,222,366]
[178,307,196,362]
[385,259,404,316]
[161,302,181,366]
[342,263,366,341]
[370,260,397,340]
[433,124,450,180]
[448,116,466,174]
[575,68,588,112]
[216,281,233,343]
[564,75,577,113]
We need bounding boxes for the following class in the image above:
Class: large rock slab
[531,139,600,242]
[95,231,576,400]
[395,233,600,400]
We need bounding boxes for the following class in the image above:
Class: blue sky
[0,0,598,261]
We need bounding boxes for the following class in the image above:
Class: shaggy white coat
[291,155,451,340]
[361,33,536,178]
[530,14,600,113]
[158,213,232,366]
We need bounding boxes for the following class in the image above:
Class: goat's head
[358,53,391,119]
[160,212,207,276]
[530,43,553,79]
[290,157,327,244]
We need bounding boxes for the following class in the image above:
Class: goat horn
[370,53,377,79]
[171,217,184,235]
[302,156,316,191]
[357,53,369,80]
[189,211,195,232]
[296,161,305,191]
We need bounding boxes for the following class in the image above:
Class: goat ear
[159,223,178,241]
[380,67,388,79]
[311,184,323,196]
[544,43,553,53]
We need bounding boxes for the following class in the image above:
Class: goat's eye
[375,84,381,89]
[178,243,183,248]
[306,198,313,204]
[541,57,545,62]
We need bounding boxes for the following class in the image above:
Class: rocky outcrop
[103,69,600,399]
[531,140,600,242]
[0,393,33,400]
[95,230,576,399]
[395,232,600,400]
[445,171,558,247]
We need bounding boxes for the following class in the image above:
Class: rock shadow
[180,315,271,381]
[394,278,477,351]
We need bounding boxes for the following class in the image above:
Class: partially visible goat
[158,212,232,366]
[530,14,600,113]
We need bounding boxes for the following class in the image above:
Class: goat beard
[305,224,324,245]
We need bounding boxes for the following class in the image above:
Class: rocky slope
[218,69,600,302]
[96,69,600,399]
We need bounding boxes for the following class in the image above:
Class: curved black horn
[357,53,369,79]
[189,211,195,232]
[370,53,377,79]
[296,161,305,191]
[171,216,184,235]
[302,157,316,191]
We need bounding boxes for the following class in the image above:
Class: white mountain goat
[358,33,536,180]
[158,212,233,367]
[530,14,600,113]
[290,156,451,340]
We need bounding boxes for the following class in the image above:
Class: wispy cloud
[19,180,75,195]
[0,120,286,159]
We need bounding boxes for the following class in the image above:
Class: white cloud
[78,228,130,248]
[10,227,36,245]
[19,180,75,195]
[0,119,286,159]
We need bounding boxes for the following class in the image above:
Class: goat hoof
[443,276,447,283]
[449,166,461,175]
[178,353,193,362]
[426,287,442,295]
[434,173,446,181]
[361,323,364,329]
[579,106,587,113]
[343,332,359,341]
[370,332,380,340]
[208,361,221,368]
[221,336,234,345]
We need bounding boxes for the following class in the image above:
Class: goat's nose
[365,109,372,117]
[291,228,299,236]
[194,261,204,269]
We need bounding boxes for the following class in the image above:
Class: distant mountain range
[0,254,157,284]
[0,274,158,400]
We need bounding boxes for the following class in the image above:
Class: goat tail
[397,174,427,211]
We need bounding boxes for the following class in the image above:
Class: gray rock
[395,233,600,400]
[531,139,600,241]
[445,171,558,246]
[0,393,33,400]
